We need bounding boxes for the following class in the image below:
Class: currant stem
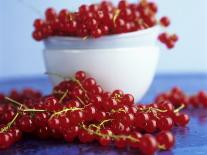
[158,144,166,150]
[111,108,126,113]
[139,107,167,113]
[49,107,83,119]
[5,96,27,109]
[112,94,122,102]
[113,9,120,26]
[23,109,47,112]
[7,113,20,128]
[46,72,89,100]
[76,96,86,106]
[71,77,89,100]
[99,119,113,128]
[45,72,69,81]
[174,104,185,113]
[53,90,65,95]
[81,123,139,143]
[59,90,68,104]
[82,36,88,40]
[0,112,20,133]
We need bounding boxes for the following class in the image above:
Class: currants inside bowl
[43,25,160,102]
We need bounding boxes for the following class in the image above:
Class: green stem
[81,123,139,142]
[45,72,70,81]
[0,112,20,133]
[59,90,68,103]
[49,107,83,119]
[174,104,185,113]
[5,96,27,108]
[23,109,46,112]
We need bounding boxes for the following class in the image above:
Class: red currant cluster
[158,33,179,49]
[32,0,178,49]
[155,87,207,109]
[0,71,190,154]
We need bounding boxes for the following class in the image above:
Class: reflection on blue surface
[0,74,207,155]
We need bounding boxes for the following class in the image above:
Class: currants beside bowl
[32,0,178,49]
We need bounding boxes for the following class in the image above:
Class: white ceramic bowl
[43,26,160,102]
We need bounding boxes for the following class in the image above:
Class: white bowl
[43,26,160,102]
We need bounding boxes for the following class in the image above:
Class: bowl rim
[45,25,160,42]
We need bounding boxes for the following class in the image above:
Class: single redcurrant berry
[158,32,169,43]
[58,9,70,22]
[156,131,175,150]
[158,117,173,131]
[36,126,51,139]
[18,115,36,132]
[118,0,128,9]
[134,113,149,129]
[33,19,45,30]
[140,134,158,155]
[0,133,12,149]
[79,5,89,15]
[91,28,103,38]
[45,8,57,21]
[83,78,96,90]
[170,34,179,42]
[166,39,175,49]
[145,119,157,133]
[32,30,43,41]
[175,113,190,127]
[148,2,158,13]
[75,71,86,81]
[160,16,170,27]
[128,132,142,148]
[121,94,134,105]
[115,137,127,148]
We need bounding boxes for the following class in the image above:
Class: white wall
[157,0,207,73]
[0,0,206,78]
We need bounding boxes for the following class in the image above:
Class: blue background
[0,0,207,78]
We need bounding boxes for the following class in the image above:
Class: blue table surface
[0,74,207,155]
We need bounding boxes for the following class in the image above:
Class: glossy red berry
[33,19,45,30]
[156,131,175,150]
[118,0,128,9]
[140,134,158,155]
[170,34,179,42]
[115,137,127,148]
[99,136,111,146]
[83,78,96,90]
[75,71,86,81]
[160,16,170,27]
[158,117,173,131]
[79,5,89,15]
[45,8,57,21]
[64,126,79,143]
[79,130,95,143]
[148,2,158,13]
[121,94,134,105]
[175,113,190,127]
[128,132,142,148]
[58,9,70,22]
[18,115,35,132]
[135,113,149,129]
[34,112,49,127]
[91,28,102,38]
[32,31,43,41]
[145,119,157,133]
[0,133,12,149]
[10,128,22,142]
[166,39,175,49]
[36,126,51,139]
